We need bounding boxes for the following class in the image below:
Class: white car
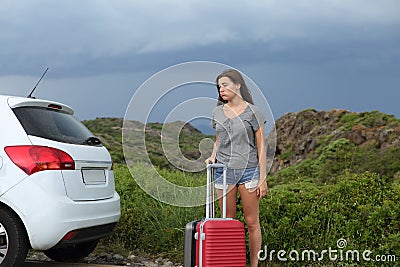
[0,95,120,266]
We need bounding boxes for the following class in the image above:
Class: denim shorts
[214,166,260,189]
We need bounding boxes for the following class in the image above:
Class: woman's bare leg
[239,184,261,267]
[216,185,238,218]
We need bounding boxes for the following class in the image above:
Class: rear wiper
[85,136,102,146]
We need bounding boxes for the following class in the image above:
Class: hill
[270,109,400,185]
[82,118,213,170]
[82,110,400,263]
[82,109,400,183]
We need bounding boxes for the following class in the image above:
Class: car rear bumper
[1,171,120,250]
[51,222,118,249]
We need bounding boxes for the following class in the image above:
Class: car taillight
[4,146,75,175]
[62,230,79,241]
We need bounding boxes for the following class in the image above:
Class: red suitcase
[194,164,246,267]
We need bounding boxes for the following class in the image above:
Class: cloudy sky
[0,0,399,131]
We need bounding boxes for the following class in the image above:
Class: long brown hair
[216,69,254,105]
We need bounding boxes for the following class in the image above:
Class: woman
[206,69,268,267]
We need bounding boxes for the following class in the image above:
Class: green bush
[109,164,205,261]
[339,110,400,129]
[260,173,400,265]
[107,164,400,265]
[271,138,400,187]
[311,138,356,183]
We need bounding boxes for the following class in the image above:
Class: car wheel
[44,240,99,262]
[0,207,29,266]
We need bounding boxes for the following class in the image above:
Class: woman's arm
[255,124,268,198]
[205,133,218,164]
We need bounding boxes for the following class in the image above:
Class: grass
[105,163,400,265]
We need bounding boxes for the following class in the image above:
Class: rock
[113,253,124,260]
[26,249,181,267]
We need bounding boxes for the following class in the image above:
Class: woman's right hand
[205,137,218,165]
[205,156,216,165]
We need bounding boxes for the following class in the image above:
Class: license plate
[81,169,106,184]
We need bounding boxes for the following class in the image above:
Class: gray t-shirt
[212,103,266,168]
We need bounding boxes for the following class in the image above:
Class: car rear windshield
[13,106,101,146]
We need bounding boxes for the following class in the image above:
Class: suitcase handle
[206,164,228,219]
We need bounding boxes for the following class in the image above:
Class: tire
[0,207,29,267]
[44,240,98,262]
